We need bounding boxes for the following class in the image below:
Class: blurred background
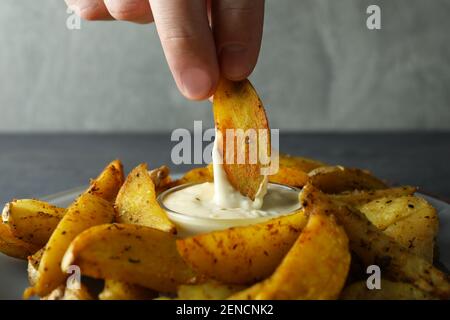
[1,0,450,132]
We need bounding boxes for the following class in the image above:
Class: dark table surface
[0,132,449,204]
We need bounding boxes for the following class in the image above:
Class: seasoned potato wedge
[0,222,40,259]
[360,196,438,262]
[2,199,65,246]
[269,153,326,187]
[341,280,434,300]
[27,248,44,286]
[26,193,115,297]
[300,184,450,299]
[330,186,417,207]
[176,209,308,284]
[62,223,196,293]
[178,280,245,300]
[177,167,213,185]
[308,166,387,193]
[86,159,125,202]
[213,77,270,200]
[99,279,157,300]
[230,212,350,300]
[149,165,173,195]
[115,163,176,233]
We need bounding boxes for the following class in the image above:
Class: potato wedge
[115,163,176,233]
[269,153,325,187]
[308,166,387,193]
[213,77,270,200]
[86,159,125,202]
[178,167,213,185]
[178,280,245,300]
[330,186,417,208]
[0,222,40,259]
[26,193,115,297]
[99,279,157,300]
[149,165,173,195]
[62,223,196,293]
[2,199,65,246]
[176,209,308,284]
[360,196,438,262]
[300,184,450,299]
[341,280,434,300]
[230,212,350,300]
[27,248,44,286]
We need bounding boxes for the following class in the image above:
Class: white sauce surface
[162,182,300,219]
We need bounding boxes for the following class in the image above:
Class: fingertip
[179,67,218,101]
[219,44,255,81]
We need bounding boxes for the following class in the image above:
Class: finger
[65,0,113,20]
[149,0,219,100]
[103,0,154,24]
[212,0,265,80]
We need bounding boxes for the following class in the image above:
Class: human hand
[66,0,265,100]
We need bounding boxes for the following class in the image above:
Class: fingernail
[180,68,212,100]
[220,44,249,80]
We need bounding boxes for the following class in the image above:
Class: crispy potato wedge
[360,196,438,262]
[41,284,94,300]
[176,209,308,284]
[27,248,44,286]
[86,159,125,202]
[149,165,173,195]
[213,77,270,200]
[115,163,176,233]
[308,166,387,193]
[330,186,417,208]
[300,184,450,299]
[177,167,213,185]
[99,279,157,300]
[2,199,65,246]
[341,280,434,300]
[62,223,196,293]
[0,222,40,259]
[178,280,245,300]
[269,153,326,187]
[26,193,115,297]
[230,212,350,300]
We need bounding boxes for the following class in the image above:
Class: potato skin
[27,193,115,297]
[341,280,434,300]
[0,222,40,260]
[2,199,65,246]
[86,159,124,203]
[62,223,196,293]
[230,212,350,300]
[176,209,308,284]
[330,186,417,207]
[115,163,175,233]
[308,166,387,193]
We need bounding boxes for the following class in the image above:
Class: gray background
[1,0,450,132]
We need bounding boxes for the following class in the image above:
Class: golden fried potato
[213,77,270,200]
[86,159,125,202]
[330,186,417,207]
[62,223,196,293]
[99,279,157,300]
[308,166,387,193]
[178,280,245,300]
[269,153,326,187]
[341,280,434,300]
[2,199,65,246]
[27,247,44,286]
[0,222,40,259]
[176,209,307,284]
[149,165,173,195]
[177,167,213,185]
[360,195,438,262]
[300,184,450,299]
[115,163,176,234]
[26,193,115,297]
[230,212,350,300]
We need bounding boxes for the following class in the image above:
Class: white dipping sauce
[162,182,300,220]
